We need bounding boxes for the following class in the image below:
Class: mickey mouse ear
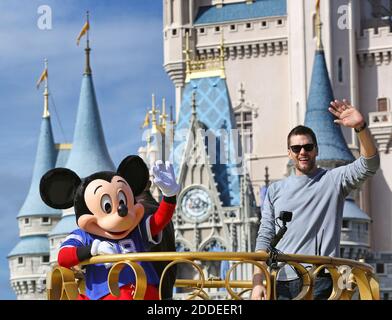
[40,168,81,209]
[117,155,149,197]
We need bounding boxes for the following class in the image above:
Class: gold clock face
[180,187,212,221]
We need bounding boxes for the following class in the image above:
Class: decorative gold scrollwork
[225,260,272,300]
[351,267,377,300]
[284,262,312,300]
[107,261,147,300]
[48,266,79,300]
[47,252,379,300]
[159,259,206,300]
[309,264,342,300]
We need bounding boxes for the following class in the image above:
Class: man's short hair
[287,125,318,149]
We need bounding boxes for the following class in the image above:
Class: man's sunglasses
[289,144,316,153]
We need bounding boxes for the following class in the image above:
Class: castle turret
[8,60,61,299]
[304,3,370,260]
[48,17,115,264]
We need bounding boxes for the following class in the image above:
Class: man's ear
[40,168,81,209]
[288,148,293,160]
[117,155,150,197]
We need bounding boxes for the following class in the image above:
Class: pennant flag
[36,68,48,89]
[141,111,150,128]
[76,21,89,46]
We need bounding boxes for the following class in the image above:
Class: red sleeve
[149,199,176,236]
[58,247,80,268]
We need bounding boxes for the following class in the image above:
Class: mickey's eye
[100,194,112,214]
[118,191,127,206]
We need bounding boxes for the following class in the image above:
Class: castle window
[215,26,221,32]
[377,97,389,112]
[24,218,30,225]
[338,58,344,83]
[277,19,283,26]
[383,293,390,300]
[230,24,236,31]
[199,27,205,34]
[376,263,385,274]
[41,217,51,225]
[42,255,50,263]
[235,111,253,154]
[245,22,252,29]
[18,257,24,265]
[342,219,350,229]
[172,29,177,36]
[261,21,267,28]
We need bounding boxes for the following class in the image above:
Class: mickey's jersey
[60,215,161,300]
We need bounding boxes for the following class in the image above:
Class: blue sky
[0,0,174,299]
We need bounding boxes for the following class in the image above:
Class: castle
[8,0,392,300]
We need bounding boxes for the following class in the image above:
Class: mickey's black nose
[118,204,128,217]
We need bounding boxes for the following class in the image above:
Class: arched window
[234,110,253,154]
[338,58,344,83]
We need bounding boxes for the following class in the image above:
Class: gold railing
[46,252,379,300]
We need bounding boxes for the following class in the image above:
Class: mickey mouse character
[40,155,180,300]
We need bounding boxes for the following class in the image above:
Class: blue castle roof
[55,145,71,167]
[65,73,115,177]
[18,116,61,218]
[194,0,287,25]
[8,236,49,257]
[48,214,78,237]
[175,77,241,207]
[305,50,355,163]
[343,199,370,221]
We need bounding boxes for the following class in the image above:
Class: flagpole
[43,58,50,118]
[84,11,92,75]
[86,10,90,49]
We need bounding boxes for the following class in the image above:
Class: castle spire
[315,0,323,51]
[183,32,192,76]
[84,11,92,75]
[219,31,226,72]
[65,14,115,177]
[160,97,168,130]
[43,59,49,118]
[76,11,91,74]
[305,0,354,167]
[150,94,158,127]
[36,58,50,118]
[191,91,197,118]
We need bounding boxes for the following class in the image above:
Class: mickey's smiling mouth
[107,229,129,235]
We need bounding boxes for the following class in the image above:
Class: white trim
[145,215,162,245]
[60,245,77,249]
[63,234,83,244]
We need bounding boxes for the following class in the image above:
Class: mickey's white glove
[91,239,117,256]
[152,160,180,197]
[91,239,117,269]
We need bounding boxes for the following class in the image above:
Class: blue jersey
[60,215,161,300]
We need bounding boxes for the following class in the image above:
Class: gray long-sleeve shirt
[255,154,380,280]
